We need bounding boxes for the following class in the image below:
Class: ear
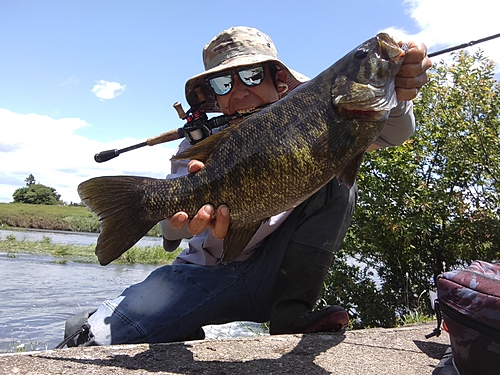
[275,70,289,94]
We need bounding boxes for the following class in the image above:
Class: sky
[1,0,499,204]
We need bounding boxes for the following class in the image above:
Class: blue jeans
[88,179,357,345]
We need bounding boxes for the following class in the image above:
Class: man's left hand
[395,41,432,101]
[168,160,230,240]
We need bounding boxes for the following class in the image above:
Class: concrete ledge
[1,323,449,375]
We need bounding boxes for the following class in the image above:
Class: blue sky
[1,0,499,204]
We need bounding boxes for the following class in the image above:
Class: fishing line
[428,32,500,58]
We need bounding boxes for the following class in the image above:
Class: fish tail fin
[77,176,163,265]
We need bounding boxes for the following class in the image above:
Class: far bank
[0,202,162,236]
[0,228,180,265]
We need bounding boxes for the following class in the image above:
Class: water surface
[0,230,264,352]
[0,251,156,351]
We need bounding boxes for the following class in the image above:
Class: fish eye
[354,48,369,59]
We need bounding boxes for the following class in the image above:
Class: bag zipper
[438,300,500,342]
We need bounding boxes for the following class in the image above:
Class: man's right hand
[168,160,230,240]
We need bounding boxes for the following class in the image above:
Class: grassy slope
[0,203,175,264]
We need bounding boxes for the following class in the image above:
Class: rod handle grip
[147,129,183,146]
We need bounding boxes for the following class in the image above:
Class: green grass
[6,336,48,353]
[0,234,182,265]
[396,309,434,326]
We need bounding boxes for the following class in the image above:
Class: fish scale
[78,33,407,266]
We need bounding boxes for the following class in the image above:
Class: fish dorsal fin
[337,151,365,188]
[172,127,232,164]
[221,221,263,264]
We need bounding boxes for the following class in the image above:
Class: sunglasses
[207,65,266,96]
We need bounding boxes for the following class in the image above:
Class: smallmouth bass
[78,33,407,265]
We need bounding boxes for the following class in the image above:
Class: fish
[78,33,407,266]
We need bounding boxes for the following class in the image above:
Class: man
[61,26,431,347]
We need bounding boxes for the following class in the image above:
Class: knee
[325,179,358,212]
[296,178,357,222]
[290,179,358,253]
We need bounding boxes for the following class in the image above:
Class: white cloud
[0,109,179,204]
[60,75,79,87]
[383,0,500,72]
[91,80,126,100]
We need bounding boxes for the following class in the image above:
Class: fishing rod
[428,32,500,58]
[94,32,500,163]
[94,102,240,163]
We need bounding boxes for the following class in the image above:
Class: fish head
[331,33,406,113]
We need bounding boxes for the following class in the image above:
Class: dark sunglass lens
[209,75,233,96]
[238,66,264,86]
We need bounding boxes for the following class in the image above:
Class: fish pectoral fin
[312,122,358,159]
[172,129,229,163]
[337,151,365,188]
[220,221,263,264]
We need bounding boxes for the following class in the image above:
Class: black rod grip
[94,149,119,163]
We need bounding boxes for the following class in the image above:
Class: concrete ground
[0,323,450,375]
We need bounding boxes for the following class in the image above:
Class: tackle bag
[431,260,500,375]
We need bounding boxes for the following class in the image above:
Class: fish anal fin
[337,152,365,188]
[221,221,263,264]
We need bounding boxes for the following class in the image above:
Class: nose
[229,73,250,100]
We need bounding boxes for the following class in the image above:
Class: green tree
[323,50,500,328]
[13,180,61,205]
[25,174,36,186]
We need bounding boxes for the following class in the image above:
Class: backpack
[429,260,500,375]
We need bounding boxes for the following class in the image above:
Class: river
[0,229,265,352]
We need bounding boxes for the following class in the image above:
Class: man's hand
[395,41,432,101]
[168,160,230,239]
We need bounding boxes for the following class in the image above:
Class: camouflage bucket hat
[185,26,309,113]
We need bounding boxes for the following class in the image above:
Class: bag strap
[426,299,443,339]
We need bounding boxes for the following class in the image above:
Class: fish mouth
[376,32,407,63]
[331,33,406,112]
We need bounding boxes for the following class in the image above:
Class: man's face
[214,65,279,116]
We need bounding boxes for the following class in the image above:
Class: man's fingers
[400,41,427,64]
[395,87,420,102]
[187,160,205,174]
[169,212,189,230]
[395,68,429,101]
[213,205,230,240]
[395,41,431,101]
[397,55,432,82]
[187,204,214,235]
[395,70,428,89]
[171,158,228,238]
